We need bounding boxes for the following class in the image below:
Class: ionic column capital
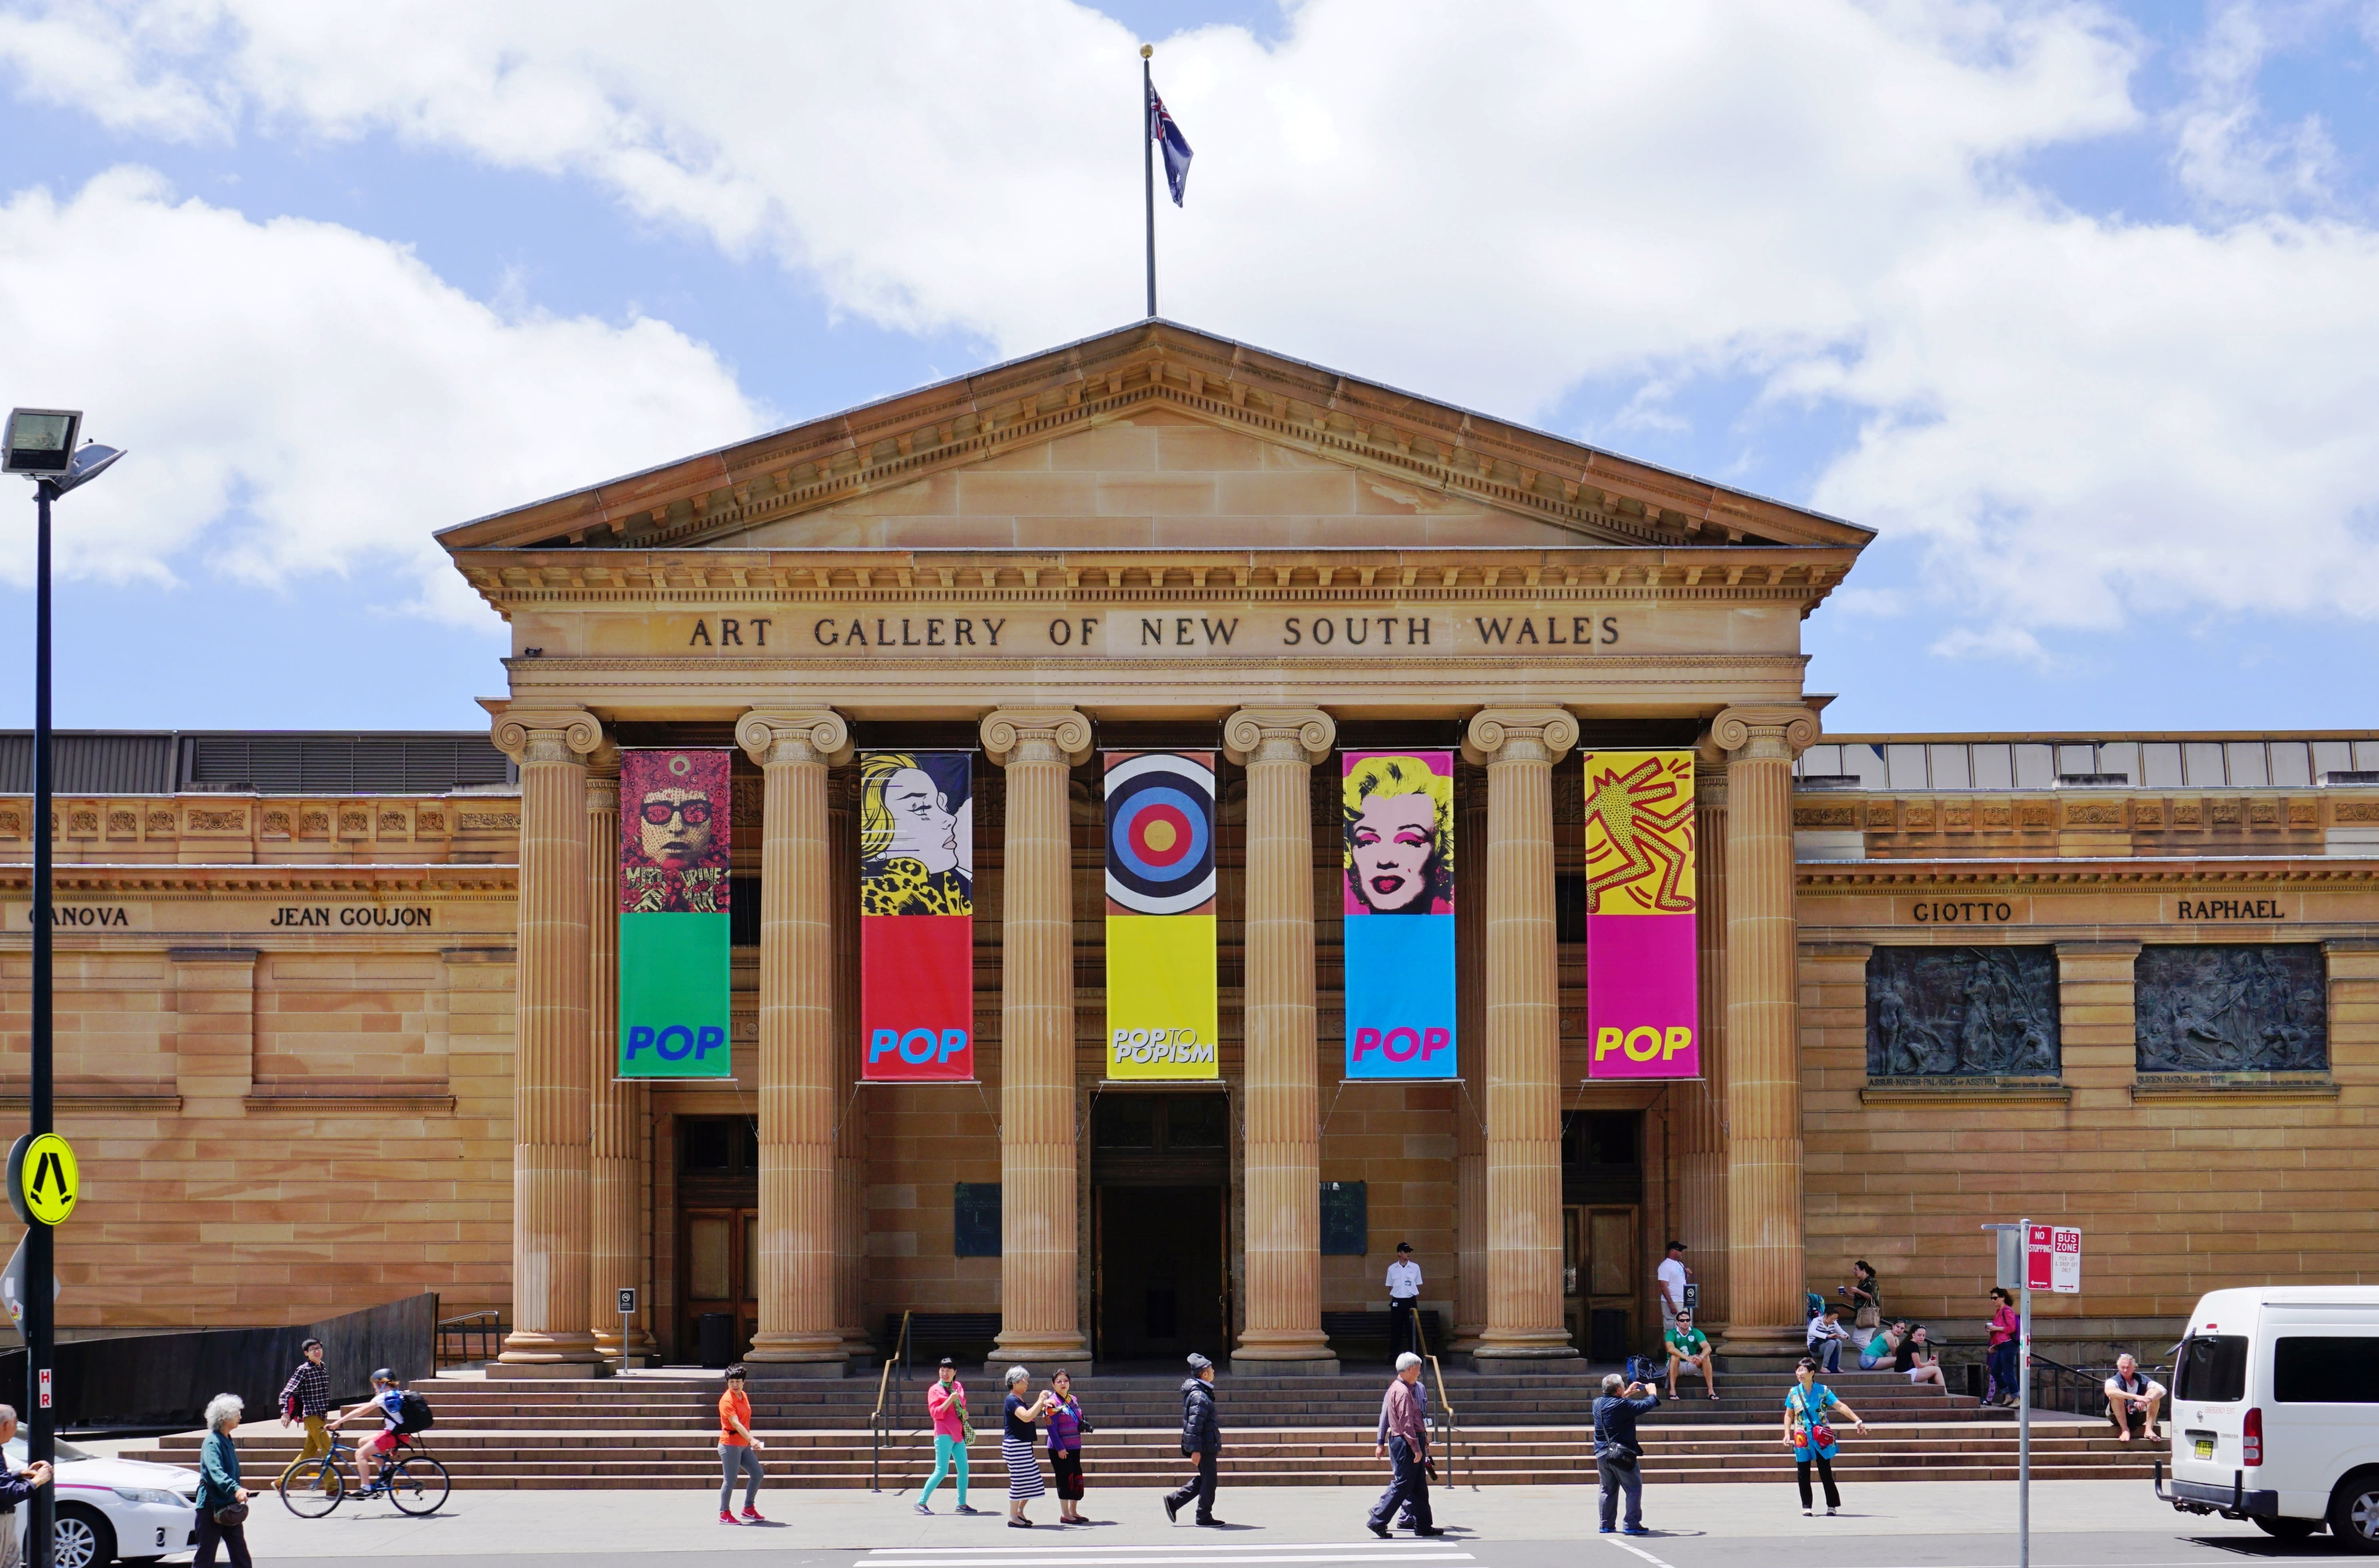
[491,706,603,766]
[736,707,853,769]
[585,742,622,808]
[1223,707,1336,767]
[1461,707,1579,768]
[1710,705,1820,762]
[980,707,1092,768]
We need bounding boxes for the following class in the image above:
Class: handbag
[212,1501,250,1528]
[1854,1304,1879,1330]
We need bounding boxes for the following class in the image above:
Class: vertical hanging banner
[618,749,733,1078]
[1104,752,1219,1079]
[1341,752,1457,1079]
[859,751,976,1081]
[1582,750,1700,1079]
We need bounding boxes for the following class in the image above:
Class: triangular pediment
[435,320,1872,556]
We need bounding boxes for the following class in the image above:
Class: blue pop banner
[1341,751,1456,1079]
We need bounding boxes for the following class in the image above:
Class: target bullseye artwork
[1104,751,1219,1079]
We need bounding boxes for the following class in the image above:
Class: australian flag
[1150,85,1193,206]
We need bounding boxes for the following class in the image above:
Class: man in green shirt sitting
[1665,1311,1716,1400]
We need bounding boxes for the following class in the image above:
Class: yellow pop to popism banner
[1103,751,1220,1080]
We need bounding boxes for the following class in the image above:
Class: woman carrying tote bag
[195,1393,254,1568]
[1782,1357,1867,1517]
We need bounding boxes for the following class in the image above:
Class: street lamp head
[52,442,124,496]
[3,409,79,476]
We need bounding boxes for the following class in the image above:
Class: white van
[2156,1285,2379,1549]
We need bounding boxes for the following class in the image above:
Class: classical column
[493,705,608,1372]
[1450,765,1489,1351]
[1224,707,1338,1374]
[1711,705,1819,1358]
[586,746,652,1363]
[737,707,855,1376]
[1674,746,1729,1333]
[982,707,1093,1364]
[832,768,873,1356]
[1462,707,1581,1367]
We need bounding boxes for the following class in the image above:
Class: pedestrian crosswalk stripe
[867,1546,1467,1557]
[869,1558,1472,1567]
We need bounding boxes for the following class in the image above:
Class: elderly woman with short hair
[1000,1367,1055,1528]
[194,1392,253,1568]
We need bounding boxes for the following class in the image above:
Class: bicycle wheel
[278,1456,345,1518]
[383,1453,450,1516]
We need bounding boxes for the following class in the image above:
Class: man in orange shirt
[718,1365,766,1524]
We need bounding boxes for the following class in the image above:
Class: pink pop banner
[1582,750,1700,1080]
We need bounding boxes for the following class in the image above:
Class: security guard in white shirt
[1385,1242,1423,1359]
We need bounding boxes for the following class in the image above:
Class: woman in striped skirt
[1001,1367,1056,1528]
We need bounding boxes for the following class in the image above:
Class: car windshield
[3,1437,93,1464]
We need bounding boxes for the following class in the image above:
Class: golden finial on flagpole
[1141,43,1153,57]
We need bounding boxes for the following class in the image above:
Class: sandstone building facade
[2,322,2372,1370]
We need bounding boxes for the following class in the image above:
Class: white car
[6,1437,199,1568]
[2156,1284,2379,1549]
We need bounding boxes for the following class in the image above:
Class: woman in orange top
[718,1365,766,1525]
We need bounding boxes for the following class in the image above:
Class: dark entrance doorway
[676,1116,759,1364]
[1561,1110,1645,1362]
[1092,1093,1229,1362]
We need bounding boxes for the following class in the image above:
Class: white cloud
[0,166,762,615]
[6,1,2379,648]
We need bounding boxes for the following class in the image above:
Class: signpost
[617,1288,636,1369]
[1986,1218,2082,1568]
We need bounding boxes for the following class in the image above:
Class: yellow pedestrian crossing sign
[8,1134,77,1227]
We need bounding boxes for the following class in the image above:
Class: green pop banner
[618,748,733,1078]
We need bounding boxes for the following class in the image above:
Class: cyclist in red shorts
[326,1368,407,1493]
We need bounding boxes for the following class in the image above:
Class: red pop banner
[858,750,975,1081]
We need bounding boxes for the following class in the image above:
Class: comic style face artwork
[619,750,732,914]
[858,751,973,917]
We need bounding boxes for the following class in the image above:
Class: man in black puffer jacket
[1164,1353,1224,1527]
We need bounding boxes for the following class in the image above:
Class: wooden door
[679,1205,759,1361]
[1564,1204,1640,1362]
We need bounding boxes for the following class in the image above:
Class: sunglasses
[640,800,713,826]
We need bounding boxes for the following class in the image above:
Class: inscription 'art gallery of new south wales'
[6,322,2376,1376]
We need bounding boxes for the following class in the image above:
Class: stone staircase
[121,1366,2163,1490]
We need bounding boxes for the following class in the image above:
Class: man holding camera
[1592,1372,1661,1536]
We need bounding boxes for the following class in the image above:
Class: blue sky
[2,0,2377,736]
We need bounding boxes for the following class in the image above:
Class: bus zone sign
[2027,1224,2081,1294]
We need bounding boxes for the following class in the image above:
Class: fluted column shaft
[739,708,852,1372]
[586,752,652,1360]
[831,770,872,1354]
[1465,708,1581,1363]
[1451,768,1489,1350]
[1676,757,1729,1333]
[494,707,605,1367]
[984,708,1092,1363]
[1225,709,1337,1372]
[1713,706,1818,1355]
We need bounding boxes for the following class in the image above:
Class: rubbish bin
[698,1313,738,1369]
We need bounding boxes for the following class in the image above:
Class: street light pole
[26,476,53,1568]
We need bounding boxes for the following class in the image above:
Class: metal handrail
[870,1310,913,1492]
[1412,1314,1469,1491]
[435,1310,505,1368]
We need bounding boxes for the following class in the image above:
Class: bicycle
[278,1430,450,1517]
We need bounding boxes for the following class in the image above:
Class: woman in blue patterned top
[1046,1369,1093,1524]
[1782,1356,1867,1516]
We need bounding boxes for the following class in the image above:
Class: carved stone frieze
[1866,945,2061,1078]
[2135,944,2327,1074]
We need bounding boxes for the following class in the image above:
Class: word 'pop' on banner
[618,748,732,1079]
[859,750,976,1082]
[1582,749,1700,1080]
[1104,751,1219,1080]
[1341,751,1456,1079]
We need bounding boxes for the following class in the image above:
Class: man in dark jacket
[1593,1372,1660,1536]
[1163,1353,1223,1527]
[0,1403,55,1568]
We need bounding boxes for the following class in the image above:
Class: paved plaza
[220,1478,2303,1568]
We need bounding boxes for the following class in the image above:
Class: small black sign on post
[616,1288,636,1369]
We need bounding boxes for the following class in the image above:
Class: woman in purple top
[1046,1369,1093,1524]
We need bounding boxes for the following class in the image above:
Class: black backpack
[395,1390,435,1434]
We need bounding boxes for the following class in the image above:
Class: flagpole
[1141,43,1157,318]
